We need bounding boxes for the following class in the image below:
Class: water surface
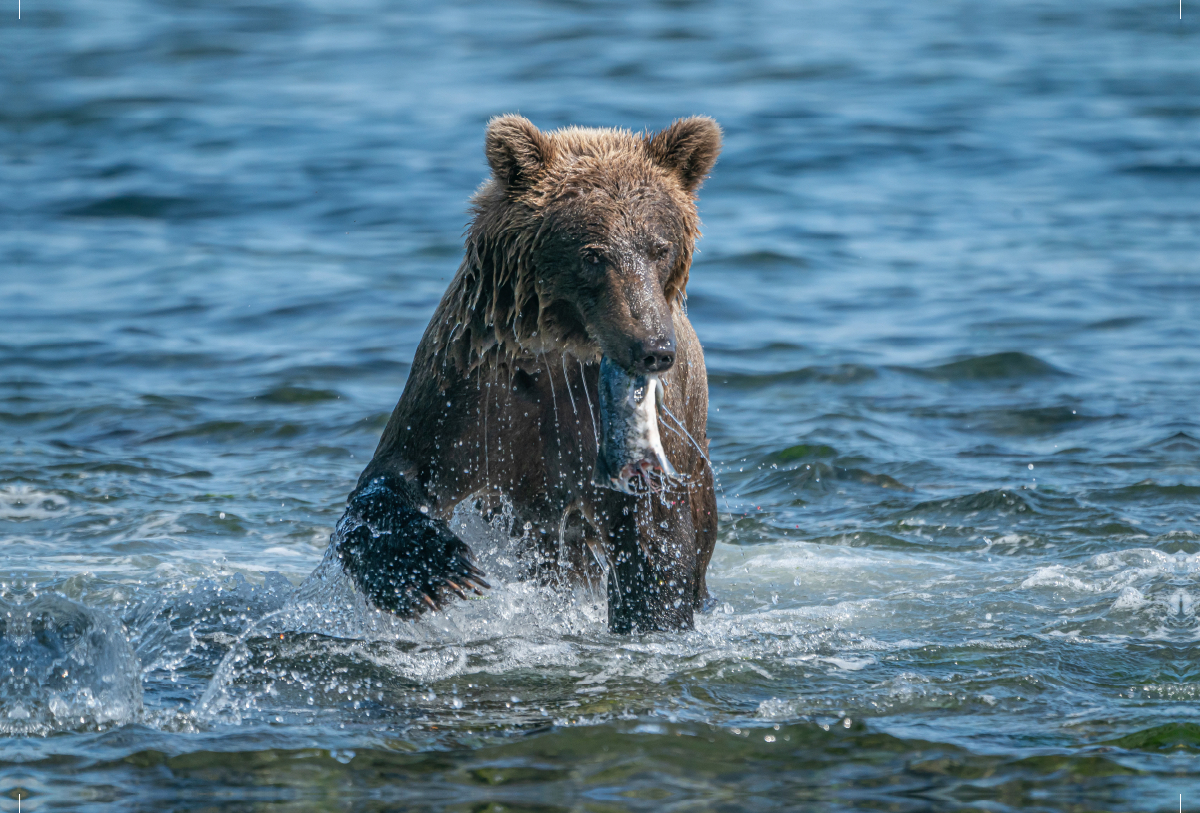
[2,0,1198,809]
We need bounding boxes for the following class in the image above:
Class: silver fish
[592,356,681,494]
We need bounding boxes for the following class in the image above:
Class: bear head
[445,115,722,376]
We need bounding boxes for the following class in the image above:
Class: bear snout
[631,336,676,374]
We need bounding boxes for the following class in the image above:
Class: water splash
[0,586,142,736]
[196,501,610,725]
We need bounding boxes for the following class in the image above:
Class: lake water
[3,0,1198,809]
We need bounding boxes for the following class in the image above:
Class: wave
[905,488,1038,518]
[742,461,910,498]
[710,365,877,389]
[1092,480,1200,503]
[257,385,343,404]
[698,250,811,270]
[970,405,1100,436]
[897,352,1065,382]
[1103,722,1200,752]
[64,193,214,220]
[0,486,70,520]
[143,420,311,444]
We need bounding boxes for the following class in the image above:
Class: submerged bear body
[333,115,721,632]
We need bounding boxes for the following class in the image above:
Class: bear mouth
[592,357,682,495]
[612,454,680,495]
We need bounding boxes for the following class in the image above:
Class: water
[2,0,1197,809]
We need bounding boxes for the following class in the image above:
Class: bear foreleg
[606,492,698,633]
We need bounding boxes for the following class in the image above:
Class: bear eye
[581,249,603,266]
[648,239,671,261]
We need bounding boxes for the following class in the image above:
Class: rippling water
[3,0,1198,809]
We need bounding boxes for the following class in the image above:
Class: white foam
[196,524,1063,726]
[820,655,875,671]
[1110,586,1148,612]
[1020,548,1199,595]
[0,486,70,520]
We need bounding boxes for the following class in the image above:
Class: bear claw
[333,474,490,618]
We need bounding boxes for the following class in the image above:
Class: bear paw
[333,475,490,618]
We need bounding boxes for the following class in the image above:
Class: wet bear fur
[334,115,721,633]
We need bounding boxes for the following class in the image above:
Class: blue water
[3,0,1198,809]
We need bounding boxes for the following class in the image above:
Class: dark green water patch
[7,720,1195,811]
[142,420,311,444]
[742,461,910,499]
[258,385,344,405]
[905,488,1037,518]
[970,406,1101,437]
[710,364,878,389]
[897,352,1066,383]
[702,250,811,270]
[765,442,840,462]
[1102,723,1200,752]
[64,193,216,220]
[1091,481,1200,505]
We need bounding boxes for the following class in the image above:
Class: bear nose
[633,338,676,374]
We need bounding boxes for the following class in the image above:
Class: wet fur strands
[331,115,721,633]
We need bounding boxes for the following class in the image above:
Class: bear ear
[485,115,554,192]
[644,116,722,194]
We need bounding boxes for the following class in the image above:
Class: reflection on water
[2,0,1197,808]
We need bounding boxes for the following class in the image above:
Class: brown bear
[331,115,721,633]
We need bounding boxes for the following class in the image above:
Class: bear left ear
[644,116,722,194]
[486,115,555,192]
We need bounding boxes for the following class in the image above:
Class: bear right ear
[644,116,722,195]
[485,115,554,192]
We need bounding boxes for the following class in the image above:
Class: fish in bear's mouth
[592,356,682,495]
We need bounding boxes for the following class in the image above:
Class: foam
[0,486,70,520]
[1020,548,1198,595]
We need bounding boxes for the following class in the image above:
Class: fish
[592,356,681,494]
